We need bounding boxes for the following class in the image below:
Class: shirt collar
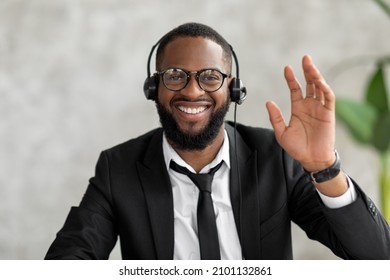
[162,130,230,174]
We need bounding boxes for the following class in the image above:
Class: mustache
[170,96,214,105]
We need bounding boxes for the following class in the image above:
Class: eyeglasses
[156,68,229,92]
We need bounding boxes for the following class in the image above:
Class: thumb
[265,101,286,139]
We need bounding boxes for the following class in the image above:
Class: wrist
[301,151,337,172]
[303,150,341,184]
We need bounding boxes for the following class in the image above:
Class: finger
[302,55,335,109]
[306,81,316,98]
[265,100,286,140]
[318,80,335,110]
[302,55,323,99]
[284,65,304,102]
[316,87,325,104]
[302,55,316,98]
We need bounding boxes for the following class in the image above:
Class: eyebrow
[158,67,228,74]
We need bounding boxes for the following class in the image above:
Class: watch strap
[305,151,341,184]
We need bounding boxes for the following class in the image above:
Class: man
[45,22,390,260]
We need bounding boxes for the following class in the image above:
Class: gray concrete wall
[1,0,389,259]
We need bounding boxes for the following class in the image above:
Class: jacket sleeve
[45,152,118,260]
[286,151,390,260]
[320,180,390,259]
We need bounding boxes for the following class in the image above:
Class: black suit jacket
[45,122,390,259]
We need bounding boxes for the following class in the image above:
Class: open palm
[266,55,336,172]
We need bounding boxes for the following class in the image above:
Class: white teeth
[178,106,207,114]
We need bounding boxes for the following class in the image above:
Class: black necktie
[170,160,223,260]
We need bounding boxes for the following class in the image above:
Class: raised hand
[266,55,336,172]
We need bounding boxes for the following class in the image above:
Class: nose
[179,74,204,98]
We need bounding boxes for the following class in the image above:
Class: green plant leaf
[336,99,378,144]
[372,112,390,152]
[365,64,389,114]
[373,0,390,19]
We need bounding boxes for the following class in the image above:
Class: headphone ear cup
[143,75,158,101]
[229,78,247,104]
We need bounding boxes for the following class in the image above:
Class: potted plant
[336,59,390,222]
[335,1,390,222]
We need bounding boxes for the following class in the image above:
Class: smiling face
[155,36,231,150]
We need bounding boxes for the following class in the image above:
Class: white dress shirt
[162,129,357,259]
[163,130,242,260]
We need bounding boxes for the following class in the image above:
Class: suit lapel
[136,129,174,260]
[226,124,261,259]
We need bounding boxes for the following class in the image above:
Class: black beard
[156,100,230,151]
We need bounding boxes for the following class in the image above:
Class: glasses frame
[156,68,229,93]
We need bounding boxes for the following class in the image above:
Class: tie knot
[170,161,223,193]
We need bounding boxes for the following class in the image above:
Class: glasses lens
[162,69,187,91]
[198,69,224,92]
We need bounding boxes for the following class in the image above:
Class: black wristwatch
[305,151,341,184]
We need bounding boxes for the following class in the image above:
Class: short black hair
[155,22,232,72]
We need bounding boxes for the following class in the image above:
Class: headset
[143,40,247,104]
